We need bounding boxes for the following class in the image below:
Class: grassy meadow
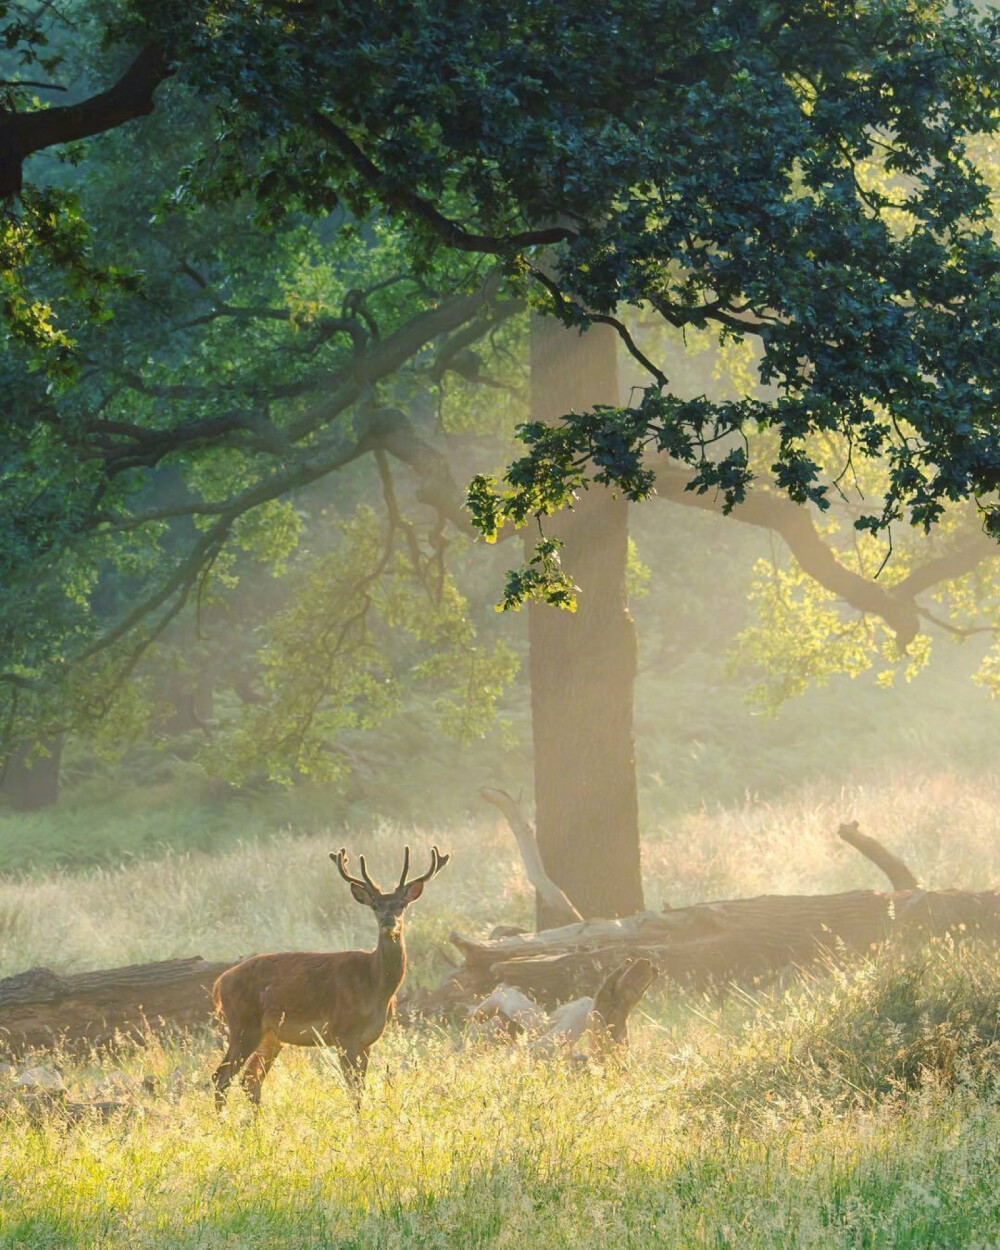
[2,954,1000,1248]
[1,772,999,1245]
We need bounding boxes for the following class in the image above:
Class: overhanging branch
[1,44,170,197]
[654,466,997,648]
[309,111,575,255]
[3,282,512,693]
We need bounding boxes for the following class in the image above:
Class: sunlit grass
[0,818,531,981]
[1,776,999,1244]
[643,770,1000,907]
[2,943,999,1246]
[2,771,998,978]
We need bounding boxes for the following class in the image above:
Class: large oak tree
[2,0,998,914]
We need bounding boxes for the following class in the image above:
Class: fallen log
[414,888,1000,1010]
[467,958,656,1057]
[0,957,235,1057]
[5,825,997,1050]
[590,957,657,1054]
[406,823,1000,1013]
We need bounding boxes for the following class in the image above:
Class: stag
[211,844,449,1106]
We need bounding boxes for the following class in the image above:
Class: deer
[211,843,449,1107]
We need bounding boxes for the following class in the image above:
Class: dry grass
[0,820,529,981]
[643,770,1000,907]
[1,947,999,1247]
[1,772,999,1246]
[2,771,997,979]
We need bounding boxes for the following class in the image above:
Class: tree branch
[655,467,923,647]
[1,43,170,196]
[309,111,574,254]
[653,465,996,647]
[361,407,473,534]
[838,820,919,891]
[4,276,515,695]
[894,537,997,599]
[481,787,583,923]
[525,265,669,386]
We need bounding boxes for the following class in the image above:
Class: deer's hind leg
[241,1031,282,1107]
[212,1024,261,1109]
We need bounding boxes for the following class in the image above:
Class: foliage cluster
[2,0,998,785]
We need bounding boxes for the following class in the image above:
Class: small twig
[526,264,669,387]
[0,79,68,91]
[917,608,1000,639]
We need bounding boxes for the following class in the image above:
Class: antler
[332,848,381,894]
[397,844,411,890]
[398,844,450,890]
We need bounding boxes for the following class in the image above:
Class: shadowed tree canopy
[159,1,998,533]
[1,0,998,792]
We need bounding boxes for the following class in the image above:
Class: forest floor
[1,773,999,1245]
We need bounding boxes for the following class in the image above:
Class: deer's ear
[350,882,374,907]
[403,879,425,904]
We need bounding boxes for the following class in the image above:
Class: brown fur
[211,844,447,1107]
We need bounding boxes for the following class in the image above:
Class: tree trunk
[0,736,64,812]
[159,670,214,736]
[528,316,643,923]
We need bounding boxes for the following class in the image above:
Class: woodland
[1,2,999,1245]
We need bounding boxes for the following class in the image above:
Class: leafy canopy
[137,0,999,561]
[1,0,998,764]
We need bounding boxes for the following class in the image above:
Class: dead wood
[591,958,657,1053]
[0,957,235,1057]
[465,960,654,1057]
[837,820,920,891]
[4,824,995,1049]
[407,885,1000,1014]
[401,821,995,1014]
[481,787,583,923]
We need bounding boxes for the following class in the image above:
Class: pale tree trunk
[159,669,214,737]
[528,316,643,924]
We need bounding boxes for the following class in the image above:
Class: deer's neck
[372,926,407,1001]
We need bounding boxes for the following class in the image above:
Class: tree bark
[0,44,170,197]
[405,885,1000,1013]
[838,820,919,892]
[528,316,643,924]
[0,957,234,1057]
[0,736,64,811]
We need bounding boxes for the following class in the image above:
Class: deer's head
[331,844,449,939]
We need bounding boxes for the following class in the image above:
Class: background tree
[1,1,997,916]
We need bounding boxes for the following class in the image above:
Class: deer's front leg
[339,1045,370,1103]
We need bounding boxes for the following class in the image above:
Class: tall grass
[2,771,997,978]
[1,945,999,1246]
[0,817,529,980]
[1,776,999,1245]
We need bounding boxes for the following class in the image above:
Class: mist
[2,2,998,1244]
